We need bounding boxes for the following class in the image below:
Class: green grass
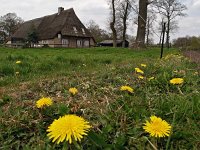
[0,47,199,149]
[0,47,177,86]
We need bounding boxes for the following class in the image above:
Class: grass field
[0,47,199,149]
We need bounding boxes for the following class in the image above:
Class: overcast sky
[0,0,200,43]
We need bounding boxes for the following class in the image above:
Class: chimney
[58,7,64,15]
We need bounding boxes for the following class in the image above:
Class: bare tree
[0,13,23,42]
[157,18,164,46]
[86,20,110,43]
[154,0,187,48]
[146,8,156,45]
[109,0,118,47]
[118,0,132,47]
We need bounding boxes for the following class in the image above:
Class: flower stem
[73,140,83,150]
[62,141,68,150]
[177,86,183,95]
[146,138,158,150]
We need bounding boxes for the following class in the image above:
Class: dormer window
[82,28,86,35]
[73,27,78,34]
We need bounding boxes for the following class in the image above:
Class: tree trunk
[159,29,163,46]
[136,0,148,48]
[159,19,164,46]
[122,1,129,48]
[146,18,150,46]
[166,16,170,48]
[110,0,117,47]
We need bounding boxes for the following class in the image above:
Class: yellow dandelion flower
[120,86,134,93]
[170,78,184,85]
[141,64,147,67]
[47,114,91,144]
[148,77,155,81]
[36,97,53,108]
[143,116,171,138]
[69,87,78,95]
[16,61,21,64]
[135,68,144,74]
[138,75,144,79]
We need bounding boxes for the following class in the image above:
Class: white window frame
[62,39,69,45]
[62,39,69,47]
[77,40,82,47]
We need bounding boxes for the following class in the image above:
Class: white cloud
[171,0,200,39]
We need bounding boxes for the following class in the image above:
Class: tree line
[173,36,200,51]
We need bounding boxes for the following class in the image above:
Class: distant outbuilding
[98,40,129,48]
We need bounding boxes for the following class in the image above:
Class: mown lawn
[0,47,199,149]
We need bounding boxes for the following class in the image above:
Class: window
[42,40,49,44]
[77,40,82,47]
[82,28,86,35]
[84,40,89,47]
[62,39,69,45]
[73,27,78,34]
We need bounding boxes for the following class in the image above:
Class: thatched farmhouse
[8,7,95,48]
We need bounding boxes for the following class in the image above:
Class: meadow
[0,47,199,149]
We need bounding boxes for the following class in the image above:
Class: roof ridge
[23,8,74,23]
[11,8,94,40]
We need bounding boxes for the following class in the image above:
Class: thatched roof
[12,8,93,40]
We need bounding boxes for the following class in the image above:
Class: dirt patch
[183,50,200,64]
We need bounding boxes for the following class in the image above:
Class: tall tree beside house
[154,0,187,48]
[0,13,23,42]
[27,24,38,47]
[118,0,132,48]
[108,0,132,47]
[135,0,148,48]
[109,0,118,47]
